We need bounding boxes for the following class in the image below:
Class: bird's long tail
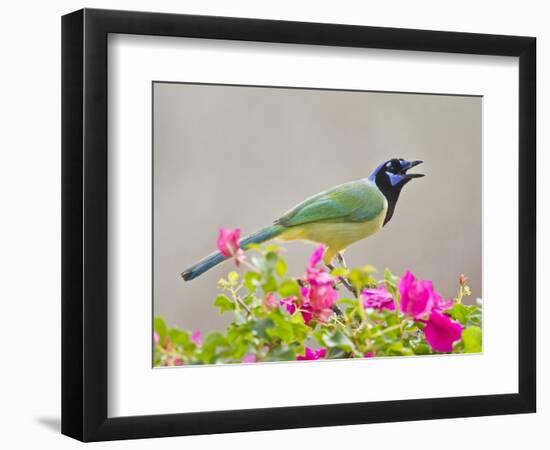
[181,224,284,281]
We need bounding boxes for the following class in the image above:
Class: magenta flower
[281,247,336,325]
[399,271,439,319]
[304,282,337,313]
[153,332,160,346]
[296,347,327,361]
[309,245,325,268]
[423,311,463,352]
[299,302,314,325]
[301,246,337,322]
[281,293,315,324]
[433,292,453,312]
[217,228,244,264]
[364,351,375,358]
[280,296,297,315]
[242,353,257,363]
[362,286,395,311]
[191,330,202,346]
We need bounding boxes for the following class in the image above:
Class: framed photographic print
[61,8,536,442]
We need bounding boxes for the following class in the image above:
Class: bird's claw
[337,252,347,269]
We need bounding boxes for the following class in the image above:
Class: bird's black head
[369,158,424,225]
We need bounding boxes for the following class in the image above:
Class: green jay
[182,158,423,281]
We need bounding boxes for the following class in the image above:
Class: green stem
[370,321,405,339]
[230,286,251,316]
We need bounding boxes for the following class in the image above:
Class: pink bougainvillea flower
[298,246,337,323]
[281,248,336,325]
[242,353,257,363]
[153,332,160,346]
[217,228,244,264]
[263,293,279,311]
[423,311,463,352]
[361,286,395,311]
[307,281,338,312]
[298,286,334,325]
[309,245,325,268]
[173,358,184,366]
[191,330,202,346]
[364,351,375,358]
[433,292,453,312]
[296,347,327,361]
[399,271,441,319]
[315,307,334,323]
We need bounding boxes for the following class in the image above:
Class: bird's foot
[339,277,358,299]
[331,304,343,317]
[337,252,348,269]
[326,260,358,298]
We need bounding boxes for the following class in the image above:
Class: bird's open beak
[401,160,424,179]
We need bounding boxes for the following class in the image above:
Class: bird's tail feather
[181,225,284,281]
[239,224,284,249]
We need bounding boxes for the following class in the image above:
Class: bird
[181,158,424,281]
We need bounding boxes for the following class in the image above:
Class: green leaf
[386,313,400,326]
[413,343,431,355]
[251,255,265,272]
[233,310,248,325]
[386,341,414,356]
[214,294,234,313]
[462,326,482,353]
[278,279,300,298]
[251,318,274,340]
[265,251,278,272]
[261,274,278,293]
[326,348,347,359]
[265,347,295,361]
[290,321,309,342]
[448,303,469,323]
[322,330,355,352]
[331,267,349,278]
[362,265,377,273]
[337,298,357,307]
[200,332,229,363]
[168,328,194,353]
[265,244,282,253]
[348,268,367,291]
[384,268,398,297]
[267,315,294,343]
[244,272,261,292]
[153,317,168,340]
[275,257,287,277]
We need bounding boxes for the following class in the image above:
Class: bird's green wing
[276,180,386,227]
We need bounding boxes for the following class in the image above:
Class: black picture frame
[62,8,536,442]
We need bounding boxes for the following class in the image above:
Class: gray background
[153,82,481,332]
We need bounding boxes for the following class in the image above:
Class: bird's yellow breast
[278,204,387,254]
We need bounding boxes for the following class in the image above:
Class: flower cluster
[281,246,338,325]
[153,228,482,366]
[361,271,464,352]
